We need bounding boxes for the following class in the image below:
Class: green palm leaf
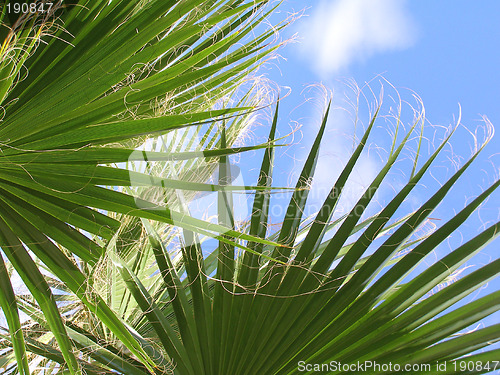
[0,1,498,374]
[0,0,286,372]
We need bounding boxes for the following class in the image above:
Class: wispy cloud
[298,0,417,77]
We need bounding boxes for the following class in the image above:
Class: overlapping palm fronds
[0,1,288,373]
[0,1,499,375]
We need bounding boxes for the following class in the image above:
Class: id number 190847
[453,361,499,373]
[5,2,54,14]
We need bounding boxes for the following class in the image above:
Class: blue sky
[251,0,500,350]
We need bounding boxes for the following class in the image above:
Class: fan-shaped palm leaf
[0,1,499,375]
[0,1,287,373]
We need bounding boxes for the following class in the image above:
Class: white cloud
[298,0,417,77]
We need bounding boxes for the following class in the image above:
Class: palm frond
[0,1,498,375]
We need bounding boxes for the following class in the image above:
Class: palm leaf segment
[0,0,286,373]
[0,1,499,375]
